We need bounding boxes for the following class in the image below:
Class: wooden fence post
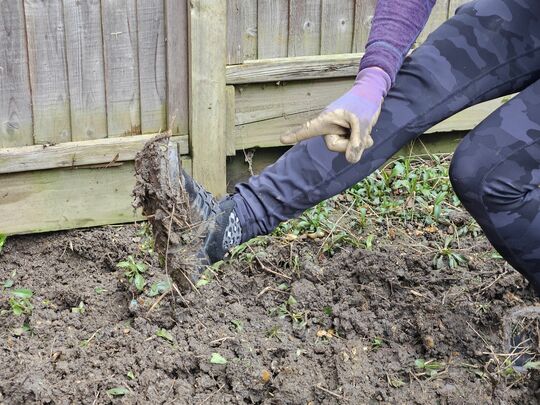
[188,0,227,196]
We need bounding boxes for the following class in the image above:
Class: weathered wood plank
[165,0,189,135]
[226,0,258,64]
[0,163,142,235]
[189,0,227,196]
[235,110,316,149]
[235,78,352,126]
[102,0,141,137]
[226,53,362,84]
[288,0,321,57]
[416,0,449,45]
[225,85,236,156]
[24,0,71,144]
[257,0,288,58]
[320,0,355,55]
[233,79,513,150]
[63,0,108,142]
[0,133,189,174]
[0,0,33,147]
[352,0,376,53]
[137,0,167,134]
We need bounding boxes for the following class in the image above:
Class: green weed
[9,289,34,316]
[414,358,446,378]
[433,236,467,269]
[0,234,6,253]
[117,255,147,291]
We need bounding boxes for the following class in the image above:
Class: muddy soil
[0,222,539,404]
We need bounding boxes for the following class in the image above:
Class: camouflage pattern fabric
[232,0,540,293]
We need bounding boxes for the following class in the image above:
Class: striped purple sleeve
[359,0,437,84]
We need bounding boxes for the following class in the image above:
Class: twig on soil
[198,384,225,405]
[91,390,100,405]
[209,336,234,345]
[317,199,355,257]
[315,383,344,400]
[475,271,509,296]
[172,282,191,307]
[180,270,202,295]
[84,328,102,347]
[248,246,292,280]
[149,288,171,312]
[256,286,290,299]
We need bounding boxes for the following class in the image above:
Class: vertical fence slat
[0,0,33,148]
[64,0,107,141]
[320,0,355,55]
[137,0,166,134]
[352,0,376,53]
[189,0,227,195]
[227,0,258,63]
[102,0,140,137]
[165,0,188,135]
[257,0,288,58]
[288,0,321,57]
[24,0,71,145]
[416,0,449,44]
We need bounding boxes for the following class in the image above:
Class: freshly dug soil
[0,221,539,404]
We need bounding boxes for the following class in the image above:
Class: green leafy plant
[433,236,467,269]
[371,337,384,350]
[107,387,129,397]
[273,295,308,327]
[210,352,227,364]
[231,320,244,332]
[414,358,445,378]
[156,328,174,343]
[0,234,7,253]
[9,288,33,316]
[71,302,85,314]
[117,256,147,291]
[146,280,171,297]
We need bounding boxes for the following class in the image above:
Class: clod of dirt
[133,135,203,289]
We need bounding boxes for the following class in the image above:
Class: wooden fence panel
[416,0,449,44]
[226,0,257,64]
[24,0,71,145]
[288,0,321,57]
[352,0,376,53]
[0,0,33,148]
[320,0,355,55]
[64,0,108,141]
[165,0,189,135]
[137,0,167,134]
[258,0,288,58]
[102,0,141,137]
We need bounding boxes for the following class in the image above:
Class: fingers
[324,134,348,152]
[280,112,347,144]
[280,114,327,144]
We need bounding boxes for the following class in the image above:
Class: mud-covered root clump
[133,135,203,288]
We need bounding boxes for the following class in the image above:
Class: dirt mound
[0,223,538,404]
[133,135,204,289]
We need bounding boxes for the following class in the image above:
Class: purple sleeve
[359,0,437,84]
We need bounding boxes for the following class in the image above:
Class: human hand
[280,67,391,163]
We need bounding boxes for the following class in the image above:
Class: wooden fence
[0,0,503,235]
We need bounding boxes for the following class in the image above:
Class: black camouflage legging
[233,0,540,293]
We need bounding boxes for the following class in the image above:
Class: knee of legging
[448,141,482,204]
